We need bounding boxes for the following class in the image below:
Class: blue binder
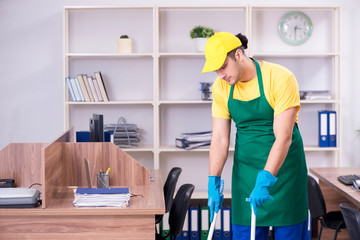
[182,210,190,240]
[189,207,200,240]
[222,207,231,240]
[328,111,337,147]
[318,110,329,147]
[214,208,222,240]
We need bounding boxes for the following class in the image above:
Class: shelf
[66,53,153,58]
[66,100,154,105]
[64,5,341,193]
[159,146,235,152]
[304,146,339,151]
[252,53,338,57]
[159,100,212,105]
[158,52,204,57]
[118,146,154,152]
[300,99,339,104]
[192,190,231,199]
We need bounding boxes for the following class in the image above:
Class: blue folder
[318,110,329,147]
[75,188,129,194]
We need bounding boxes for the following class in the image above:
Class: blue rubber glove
[247,170,277,216]
[208,176,224,223]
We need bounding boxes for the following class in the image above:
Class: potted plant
[117,35,132,54]
[189,25,215,52]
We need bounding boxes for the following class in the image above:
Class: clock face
[278,11,313,45]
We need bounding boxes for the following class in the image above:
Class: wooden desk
[0,170,164,240]
[0,129,165,240]
[310,167,360,209]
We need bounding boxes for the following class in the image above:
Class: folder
[182,210,190,240]
[328,111,337,147]
[200,206,209,240]
[161,212,170,240]
[222,207,231,240]
[318,110,329,147]
[214,208,222,240]
[189,207,199,240]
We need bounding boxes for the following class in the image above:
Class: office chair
[156,183,195,240]
[155,167,182,224]
[308,175,346,240]
[339,203,360,240]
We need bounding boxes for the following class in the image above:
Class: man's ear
[235,49,243,62]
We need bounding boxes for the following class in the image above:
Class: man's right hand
[208,176,224,223]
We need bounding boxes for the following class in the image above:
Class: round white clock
[278,11,313,45]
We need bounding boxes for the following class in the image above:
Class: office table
[0,170,164,240]
[310,167,360,209]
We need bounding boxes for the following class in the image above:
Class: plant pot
[117,38,132,54]
[194,38,208,52]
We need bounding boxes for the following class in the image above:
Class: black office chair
[156,183,195,240]
[308,175,346,240]
[155,167,182,224]
[339,203,360,240]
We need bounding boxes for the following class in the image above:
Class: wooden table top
[310,167,360,208]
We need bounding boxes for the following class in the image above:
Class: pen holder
[97,173,110,188]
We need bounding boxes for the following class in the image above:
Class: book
[82,74,94,101]
[181,131,212,142]
[176,138,211,150]
[92,77,104,101]
[94,71,109,101]
[65,77,76,101]
[87,76,99,102]
[70,77,81,101]
[74,76,85,101]
[77,74,91,102]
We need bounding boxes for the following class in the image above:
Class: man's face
[215,53,242,86]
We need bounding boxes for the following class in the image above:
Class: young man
[203,32,308,239]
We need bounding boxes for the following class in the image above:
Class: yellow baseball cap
[201,32,242,74]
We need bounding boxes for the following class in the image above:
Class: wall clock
[278,11,313,45]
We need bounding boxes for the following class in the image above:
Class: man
[203,32,308,239]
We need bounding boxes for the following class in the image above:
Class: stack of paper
[73,188,131,207]
[175,131,212,150]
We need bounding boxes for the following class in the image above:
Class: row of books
[73,187,131,207]
[161,206,231,240]
[175,131,212,150]
[66,71,109,102]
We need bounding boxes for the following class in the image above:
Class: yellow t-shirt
[212,60,300,122]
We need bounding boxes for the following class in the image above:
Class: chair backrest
[308,175,327,218]
[163,167,182,213]
[339,203,360,240]
[168,183,195,237]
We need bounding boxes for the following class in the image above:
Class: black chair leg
[333,229,340,240]
[318,225,323,240]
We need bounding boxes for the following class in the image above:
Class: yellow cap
[201,32,242,74]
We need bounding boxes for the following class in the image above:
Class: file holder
[97,173,109,188]
[113,117,133,148]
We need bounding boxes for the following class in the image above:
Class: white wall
[1,0,359,166]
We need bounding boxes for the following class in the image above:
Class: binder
[189,207,199,240]
[214,208,222,240]
[200,206,209,240]
[328,111,337,147]
[318,110,329,147]
[161,212,170,240]
[182,210,190,240]
[222,207,231,240]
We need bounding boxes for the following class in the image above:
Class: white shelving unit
[63,5,341,196]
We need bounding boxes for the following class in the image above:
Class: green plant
[120,35,129,39]
[190,25,214,39]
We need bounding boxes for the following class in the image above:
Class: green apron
[228,59,308,226]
